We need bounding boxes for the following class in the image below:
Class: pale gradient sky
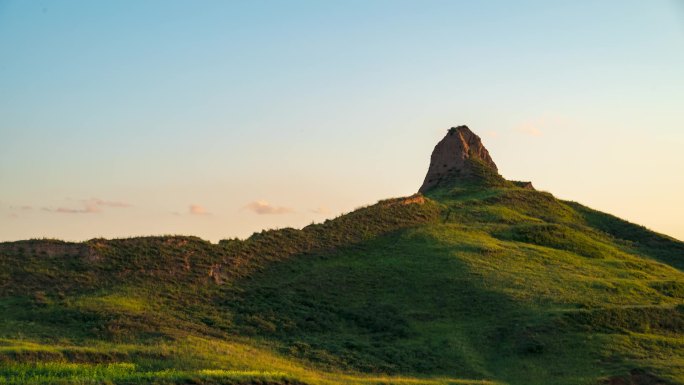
[1,0,683,242]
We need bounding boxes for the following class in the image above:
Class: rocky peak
[419,125,499,193]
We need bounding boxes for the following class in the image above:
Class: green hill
[1,126,682,385]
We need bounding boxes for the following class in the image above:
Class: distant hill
[1,126,682,385]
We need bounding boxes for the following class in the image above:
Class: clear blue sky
[1,0,683,242]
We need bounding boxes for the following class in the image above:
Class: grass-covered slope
[0,185,683,385]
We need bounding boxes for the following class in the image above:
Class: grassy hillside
[1,183,683,385]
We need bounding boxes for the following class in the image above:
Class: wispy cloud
[42,198,131,214]
[245,200,294,215]
[43,206,99,214]
[514,115,570,137]
[516,124,543,137]
[311,206,332,215]
[10,205,33,210]
[189,204,210,216]
[87,199,131,208]
[482,130,500,139]
[6,204,33,219]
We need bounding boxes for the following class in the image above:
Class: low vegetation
[1,178,682,384]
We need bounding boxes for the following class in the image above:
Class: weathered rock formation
[419,125,499,193]
[514,181,535,190]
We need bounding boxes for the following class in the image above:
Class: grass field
[1,172,683,384]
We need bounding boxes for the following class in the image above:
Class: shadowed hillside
[0,127,682,385]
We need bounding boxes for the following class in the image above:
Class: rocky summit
[419,125,499,193]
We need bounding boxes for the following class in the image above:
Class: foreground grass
[0,362,498,385]
[0,363,297,385]
[0,340,497,385]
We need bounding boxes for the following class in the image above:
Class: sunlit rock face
[419,125,498,193]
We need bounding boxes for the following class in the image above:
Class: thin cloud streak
[42,198,131,214]
[189,204,210,216]
[514,115,570,137]
[10,205,34,210]
[43,205,100,214]
[87,199,131,208]
[311,206,332,215]
[245,200,294,215]
[483,130,500,139]
[515,124,543,137]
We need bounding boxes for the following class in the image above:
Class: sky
[1,0,683,242]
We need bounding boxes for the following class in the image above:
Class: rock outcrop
[419,125,499,193]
